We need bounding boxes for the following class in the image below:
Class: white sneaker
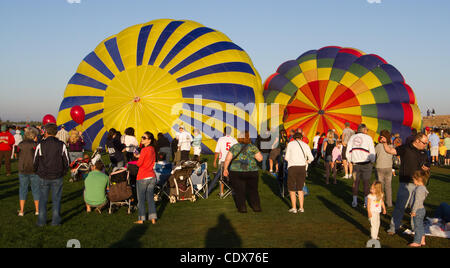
[352,200,358,208]
[344,174,348,179]
[288,208,297,214]
[298,208,304,213]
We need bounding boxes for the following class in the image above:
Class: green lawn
[1,155,449,248]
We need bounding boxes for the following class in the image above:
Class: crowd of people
[1,121,450,247]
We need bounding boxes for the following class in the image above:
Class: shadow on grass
[109,224,149,248]
[260,173,290,208]
[317,195,370,237]
[429,174,450,185]
[205,214,241,248]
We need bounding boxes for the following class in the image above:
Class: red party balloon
[70,106,85,125]
[42,114,56,125]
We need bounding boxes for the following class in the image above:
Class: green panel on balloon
[297,54,316,65]
[348,64,370,78]
[371,67,392,85]
[360,104,378,118]
[317,58,334,68]
[329,68,346,82]
[370,86,390,104]
[377,119,392,133]
[282,82,300,96]
[284,65,302,80]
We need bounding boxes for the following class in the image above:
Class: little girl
[367,181,387,240]
[409,170,430,247]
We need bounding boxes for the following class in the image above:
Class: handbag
[107,181,132,202]
[296,140,310,195]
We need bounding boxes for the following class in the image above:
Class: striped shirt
[346,133,376,164]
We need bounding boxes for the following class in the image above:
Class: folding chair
[217,164,233,199]
[154,162,172,201]
[191,162,210,199]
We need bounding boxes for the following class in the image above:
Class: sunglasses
[419,140,428,145]
[141,136,148,140]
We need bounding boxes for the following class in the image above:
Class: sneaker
[352,200,358,208]
[18,211,24,217]
[288,208,297,214]
[343,174,348,179]
[298,208,304,213]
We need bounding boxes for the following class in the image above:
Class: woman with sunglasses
[133,132,157,224]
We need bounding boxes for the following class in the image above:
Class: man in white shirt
[341,122,355,179]
[213,127,237,197]
[56,125,69,145]
[346,124,376,208]
[177,125,192,161]
[312,132,321,162]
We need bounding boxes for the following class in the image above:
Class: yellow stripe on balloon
[359,72,382,91]
[317,67,332,81]
[323,80,339,107]
[355,90,376,106]
[339,72,360,89]
[63,84,105,98]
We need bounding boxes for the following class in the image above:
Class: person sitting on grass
[84,160,109,213]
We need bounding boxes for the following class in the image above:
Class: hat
[425,126,430,131]
[179,125,184,130]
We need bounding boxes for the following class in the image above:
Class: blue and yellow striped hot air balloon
[264,46,422,144]
[57,19,263,152]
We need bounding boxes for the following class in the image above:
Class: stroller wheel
[154,195,160,202]
[191,196,196,202]
[169,196,176,203]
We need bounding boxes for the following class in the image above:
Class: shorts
[287,166,306,192]
[342,146,347,161]
[430,146,438,157]
[447,150,450,158]
[193,146,201,156]
[269,148,281,162]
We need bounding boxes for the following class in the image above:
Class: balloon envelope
[264,46,422,143]
[57,19,262,151]
[42,114,56,125]
[70,106,86,124]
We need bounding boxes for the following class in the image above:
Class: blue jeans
[37,177,63,226]
[19,173,40,201]
[136,178,157,221]
[261,153,269,171]
[389,182,416,232]
[412,208,426,244]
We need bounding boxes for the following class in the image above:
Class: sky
[0,0,449,122]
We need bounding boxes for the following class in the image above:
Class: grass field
[0,154,449,248]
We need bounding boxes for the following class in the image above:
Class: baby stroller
[168,161,197,203]
[107,167,133,214]
[69,148,104,182]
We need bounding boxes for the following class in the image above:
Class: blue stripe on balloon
[105,37,125,72]
[159,27,215,69]
[68,73,108,90]
[267,74,291,93]
[82,118,105,151]
[277,60,299,75]
[98,131,109,150]
[355,54,385,71]
[181,83,255,113]
[59,96,104,111]
[169,42,244,75]
[148,21,184,66]
[317,46,340,59]
[381,64,404,83]
[333,53,358,70]
[384,83,411,103]
[376,103,404,124]
[136,24,153,66]
[176,62,255,82]
[83,52,115,80]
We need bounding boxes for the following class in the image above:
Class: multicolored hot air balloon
[57,19,263,152]
[264,46,422,144]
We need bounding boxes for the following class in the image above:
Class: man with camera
[379,132,430,235]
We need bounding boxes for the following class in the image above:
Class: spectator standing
[428,130,440,166]
[156,133,171,162]
[56,125,69,145]
[17,128,40,216]
[134,131,157,224]
[34,123,70,226]
[84,161,109,213]
[213,127,237,197]
[177,125,192,161]
[123,127,139,162]
[192,128,202,159]
[106,128,125,169]
[375,130,394,208]
[323,130,336,185]
[312,132,321,160]
[12,129,23,159]
[346,124,376,208]
[379,132,430,235]
[367,181,387,241]
[68,131,85,163]
[284,132,313,213]
[223,131,263,213]
[444,131,450,166]
[256,130,271,172]
[0,124,15,176]
[408,170,430,247]
[342,122,355,179]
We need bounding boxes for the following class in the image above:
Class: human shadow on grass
[428,174,450,184]
[109,224,148,248]
[205,214,242,248]
[317,195,370,237]
[260,173,291,208]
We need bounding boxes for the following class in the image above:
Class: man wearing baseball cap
[0,124,15,176]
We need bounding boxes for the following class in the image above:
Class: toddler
[409,170,430,247]
[367,181,387,240]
